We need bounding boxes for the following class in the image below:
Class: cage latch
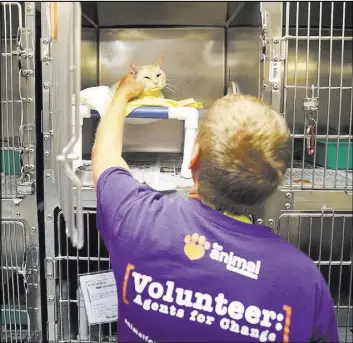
[303,85,319,111]
[17,181,35,196]
[20,246,39,294]
[45,257,57,280]
[303,97,319,112]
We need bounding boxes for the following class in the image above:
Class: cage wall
[42,2,352,342]
[1,2,43,342]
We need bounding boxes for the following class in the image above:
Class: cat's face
[131,57,166,91]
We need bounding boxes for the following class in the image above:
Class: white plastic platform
[72,104,199,185]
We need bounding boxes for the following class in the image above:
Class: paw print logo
[184,233,211,261]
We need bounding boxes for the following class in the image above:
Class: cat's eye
[156,74,161,77]
[144,76,150,80]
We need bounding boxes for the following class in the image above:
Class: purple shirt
[96,167,339,343]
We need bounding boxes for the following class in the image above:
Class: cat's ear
[130,63,139,75]
[155,56,164,69]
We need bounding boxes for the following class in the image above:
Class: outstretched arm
[92,74,144,186]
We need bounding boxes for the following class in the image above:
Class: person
[92,73,339,343]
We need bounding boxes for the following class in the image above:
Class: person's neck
[200,199,252,224]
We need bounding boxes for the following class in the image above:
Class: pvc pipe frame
[72,105,199,179]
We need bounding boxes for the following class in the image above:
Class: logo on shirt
[184,234,262,280]
[184,234,211,260]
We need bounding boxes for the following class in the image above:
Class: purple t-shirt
[96,167,339,343]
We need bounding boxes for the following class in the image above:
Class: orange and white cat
[111,56,166,98]
[77,56,168,114]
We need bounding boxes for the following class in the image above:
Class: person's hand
[114,73,144,101]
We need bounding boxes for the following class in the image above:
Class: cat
[76,56,168,114]
[110,56,166,99]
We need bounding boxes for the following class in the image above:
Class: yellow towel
[125,96,203,117]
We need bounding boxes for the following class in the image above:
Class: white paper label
[79,271,118,325]
[269,61,281,83]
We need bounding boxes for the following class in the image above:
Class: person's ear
[189,141,200,170]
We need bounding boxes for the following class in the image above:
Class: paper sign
[79,271,118,325]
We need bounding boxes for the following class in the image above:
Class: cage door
[42,2,84,249]
[1,1,36,199]
[281,2,352,191]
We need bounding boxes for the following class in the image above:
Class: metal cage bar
[1,2,23,199]
[1,1,36,199]
[51,210,116,343]
[277,212,353,340]
[280,2,353,191]
[1,221,29,342]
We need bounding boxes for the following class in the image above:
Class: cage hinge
[41,38,52,62]
[271,37,284,62]
[19,246,39,294]
[45,258,57,280]
[42,81,54,136]
[280,39,287,61]
[21,69,34,77]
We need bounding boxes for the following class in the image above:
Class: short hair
[197,94,291,215]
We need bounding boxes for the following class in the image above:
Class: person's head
[189,94,291,214]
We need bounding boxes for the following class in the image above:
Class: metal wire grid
[0,2,25,199]
[1,221,30,343]
[54,210,116,343]
[277,212,352,341]
[282,2,353,191]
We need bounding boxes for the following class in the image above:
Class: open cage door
[41,2,84,249]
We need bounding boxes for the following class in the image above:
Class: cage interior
[77,1,353,191]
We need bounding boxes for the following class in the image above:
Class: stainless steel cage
[48,210,116,342]
[261,2,353,191]
[41,1,352,342]
[1,2,42,342]
[277,212,352,342]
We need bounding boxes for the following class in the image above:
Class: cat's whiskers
[165,82,178,91]
[164,85,179,96]
[165,88,177,94]
[166,79,178,86]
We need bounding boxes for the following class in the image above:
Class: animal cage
[38,1,353,343]
[1,2,43,343]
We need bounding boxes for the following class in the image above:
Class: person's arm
[92,74,166,240]
[92,73,144,186]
